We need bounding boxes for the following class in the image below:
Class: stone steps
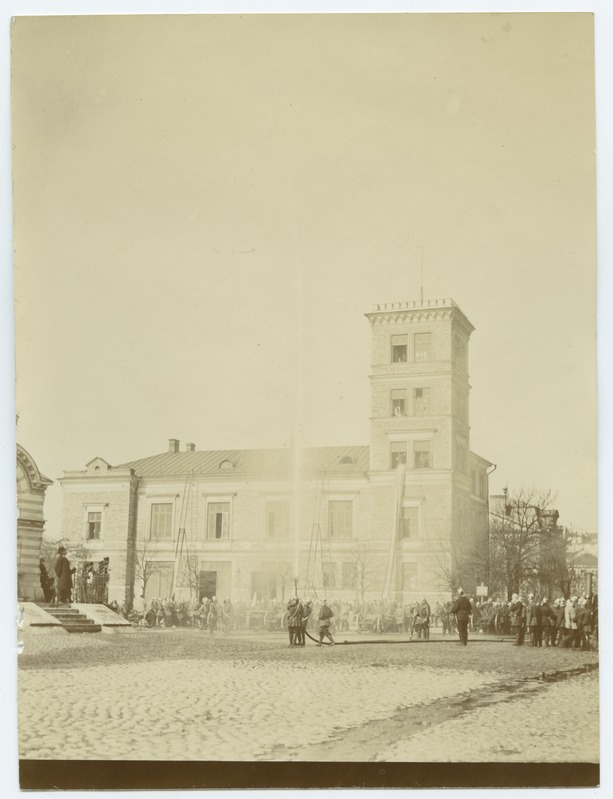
[37,604,102,633]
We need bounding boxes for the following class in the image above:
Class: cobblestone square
[18,628,599,763]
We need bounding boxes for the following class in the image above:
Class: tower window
[391,389,407,416]
[414,332,432,361]
[413,387,431,416]
[390,442,408,469]
[414,440,431,469]
[391,334,408,363]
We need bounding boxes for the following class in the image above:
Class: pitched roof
[117,445,370,479]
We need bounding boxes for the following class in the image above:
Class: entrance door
[199,571,217,601]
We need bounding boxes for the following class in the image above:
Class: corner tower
[366,298,473,474]
[365,298,482,599]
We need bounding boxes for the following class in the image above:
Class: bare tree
[425,535,488,596]
[175,554,211,602]
[489,487,558,600]
[538,524,587,600]
[348,541,384,603]
[133,537,166,601]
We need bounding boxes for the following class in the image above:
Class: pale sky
[11,12,598,536]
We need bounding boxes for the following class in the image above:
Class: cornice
[365,299,475,335]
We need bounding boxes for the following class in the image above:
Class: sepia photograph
[7,5,608,791]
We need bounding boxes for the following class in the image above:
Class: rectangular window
[391,334,408,363]
[87,511,101,540]
[401,562,418,591]
[267,501,289,538]
[150,503,173,540]
[322,562,337,590]
[414,441,431,469]
[390,441,408,469]
[328,500,353,539]
[413,387,431,416]
[414,332,432,361]
[399,507,419,539]
[391,388,407,416]
[207,502,230,540]
[342,562,357,589]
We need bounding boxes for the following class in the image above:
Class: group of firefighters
[286,597,335,646]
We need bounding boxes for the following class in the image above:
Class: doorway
[199,570,217,601]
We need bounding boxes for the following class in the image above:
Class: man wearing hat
[317,599,335,646]
[54,546,76,604]
[510,593,526,646]
[451,588,472,646]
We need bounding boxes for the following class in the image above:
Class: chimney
[168,439,180,454]
[185,442,195,452]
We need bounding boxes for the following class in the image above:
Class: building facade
[59,298,492,607]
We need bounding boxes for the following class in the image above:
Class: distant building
[59,298,492,607]
[17,444,52,601]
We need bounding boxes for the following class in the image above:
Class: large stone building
[17,444,53,601]
[59,298,493,607]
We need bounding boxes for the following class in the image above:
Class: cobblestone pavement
[18,628,599,762]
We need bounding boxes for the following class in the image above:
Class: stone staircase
[38,604,102,633]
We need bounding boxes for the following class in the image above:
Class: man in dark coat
[286,597,303,647]
[39,558,54,603]
[525,593,542,647]
[317,599,335,646]
[54,547,75,604]
[510,594,526,646]
[298,600,313,647]
[451,588,472,645]
[540,598,555,647]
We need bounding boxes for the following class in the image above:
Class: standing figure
[222,599,234,633]
[299,600,312,646]
[207,596,220,634]
[418,598,431,639]
[553,598,566,646]
[317,599,335,646]
[563,597,579,648]
[510,594,526,646]
[286,597,303,647]
[39,558,54,603]
[576,597,592,650]
[199,597,211,630]
[54,547,75,604]
[451,588,472,646]
[540,598,555,647]
[526,594,542,647]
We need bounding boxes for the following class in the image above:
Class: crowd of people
[508,593,597,649]
[98,589,597,652]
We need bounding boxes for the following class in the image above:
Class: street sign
[476,584,488,597]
